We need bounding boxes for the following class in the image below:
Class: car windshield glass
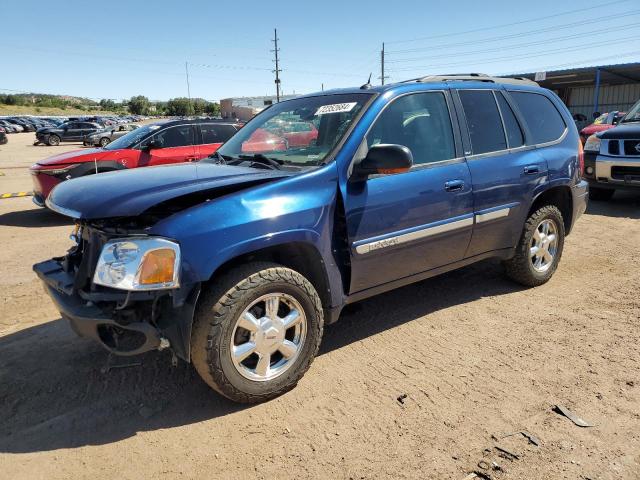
[212,93,372,167]
[621,100,640,123]
[592,113,608,125]
[104,123,162,150]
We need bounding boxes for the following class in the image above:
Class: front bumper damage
[34,248,200,361]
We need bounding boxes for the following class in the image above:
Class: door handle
[186,157,198,162]
[524,165,540,175]
[444,179,465,192]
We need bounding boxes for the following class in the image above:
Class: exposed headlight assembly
[584,134,601,153]
[93,237,181,291]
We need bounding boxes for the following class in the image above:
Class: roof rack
[403,73,538,86]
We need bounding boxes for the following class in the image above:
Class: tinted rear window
[201,124,237,144]
[459,90,507,155]
[496,92,524,148]
[509,91,566,144]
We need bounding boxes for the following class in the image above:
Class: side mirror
[351,144,413,181]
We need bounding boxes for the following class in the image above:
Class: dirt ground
[0,132,639,480]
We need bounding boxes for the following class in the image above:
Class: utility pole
[379,42,388,85]
[185,61,192,108]
[271,29,282,102]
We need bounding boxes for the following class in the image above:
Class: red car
[30,119,242,206]
[241,121,318,153]
[579,111,625,143]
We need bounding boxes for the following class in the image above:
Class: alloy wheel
[529,219,558,273]
[230,293,307,382]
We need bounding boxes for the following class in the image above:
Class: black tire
[589,187,615,201]
[191,262,324,403]
[47,134,60,146]
[503,205,565,287]
[99,137,110,147]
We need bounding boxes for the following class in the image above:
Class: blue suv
[34,74,588,403]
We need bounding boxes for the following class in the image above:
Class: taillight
[577,139,584,177]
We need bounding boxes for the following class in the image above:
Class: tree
[205,102,221,116]
[99,99,116,111]
[128,95,150,115]
[166,97,194,116]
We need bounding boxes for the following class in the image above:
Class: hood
[47,162,292,220]
[598,122,640,139]
[37,148,112,166]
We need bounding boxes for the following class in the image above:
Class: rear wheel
[589,187,615,201]
[191,262,324,403]
[47,135,60,146]
[503,205,565,287]
[99,137,110,147]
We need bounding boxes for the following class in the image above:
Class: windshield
[592,113,608,125]
[104,123,163,150]
[214,93,372,167]
[621,100,640,123]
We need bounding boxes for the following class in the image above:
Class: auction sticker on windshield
[315,102,357,115]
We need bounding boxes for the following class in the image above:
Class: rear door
[63,122,83,141]
[141,124,198,166]
[345,90,474,293]
[196,123,238,159]
[454,88,548,257]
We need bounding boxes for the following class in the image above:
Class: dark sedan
[35,121,103,146]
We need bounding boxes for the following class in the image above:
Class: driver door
[63,122,83,141]
[344,91,474,293]
[141,124,198,166]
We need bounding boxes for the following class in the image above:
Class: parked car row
[30,118,243,204]
[579,111,626,144]
[583,99,640,200]
[0,116,63,133]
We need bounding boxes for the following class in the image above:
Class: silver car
[83,124,139,147]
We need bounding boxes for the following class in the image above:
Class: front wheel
[47,135,60,146]
[191,262,324,403]
[503,205,565,287]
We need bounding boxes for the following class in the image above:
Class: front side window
[367,92,456,165]
[509,91,566,144]
[459,90,507,155]
[150,125,195,148]
[104,123,162,150]
[216,93,372,167]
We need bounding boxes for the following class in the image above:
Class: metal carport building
[513,62,640,127]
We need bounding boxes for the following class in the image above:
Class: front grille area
[623,140,640,156]
[608,140,620,155]
[611,166,640,181]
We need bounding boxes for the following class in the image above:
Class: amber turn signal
[138,248,176,285]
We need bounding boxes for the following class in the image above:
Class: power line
[388,34,640,72]
[386,22,640,64]
[386,10,640,54]
[499,51,640,76]
[385,0,632,44]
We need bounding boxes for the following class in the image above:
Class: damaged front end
[34,220,200,361]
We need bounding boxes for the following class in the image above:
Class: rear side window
[459,90,507,155]
[496,92,524,148]
[200,124,237,144]
[367,92,456,165]
[509,91,566,144]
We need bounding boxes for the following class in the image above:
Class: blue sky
[2,0,639,102]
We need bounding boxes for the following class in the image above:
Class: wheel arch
[206,241,334,320]
[529,184,573,234]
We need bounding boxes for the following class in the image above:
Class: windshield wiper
[232,154,283,170]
